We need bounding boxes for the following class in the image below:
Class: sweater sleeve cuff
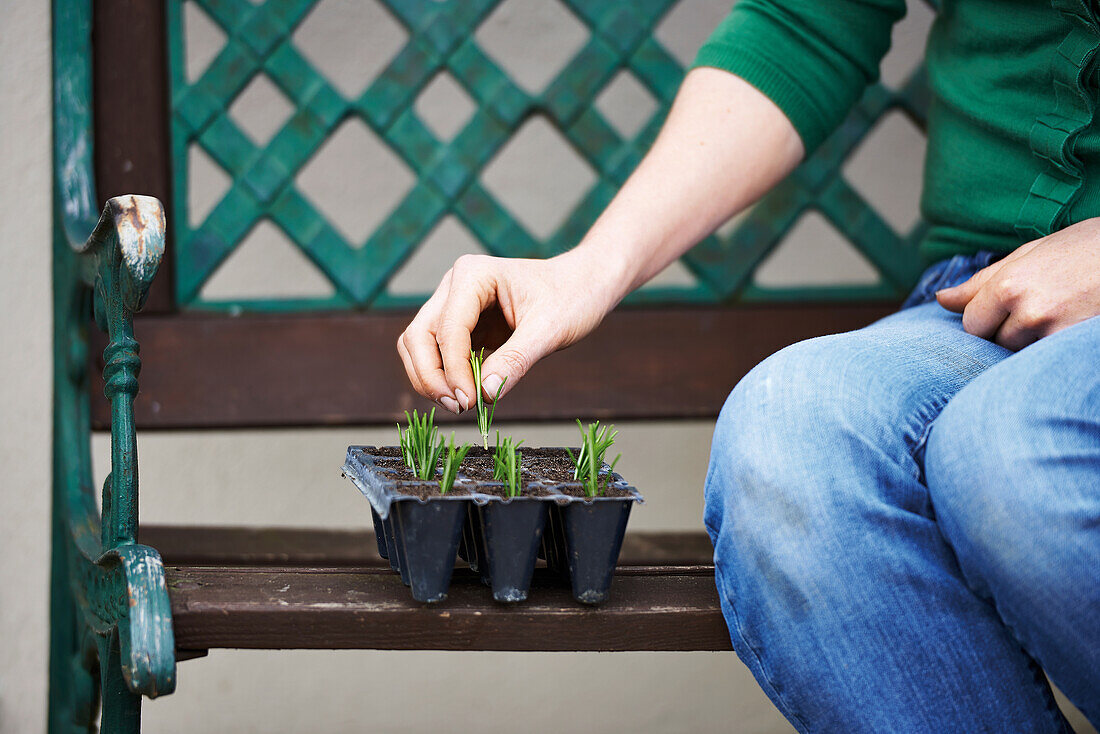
[692,43,831,154]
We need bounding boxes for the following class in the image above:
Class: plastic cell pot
[477,498,548,602]
[389,498,466,603]
[561,497,634,604]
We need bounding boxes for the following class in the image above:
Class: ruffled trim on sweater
[1015,0,1100,239]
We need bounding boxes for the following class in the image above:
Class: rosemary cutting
[470,348,506,449]
[438,432,472,494]
[493,431,524,498]
[566,420,621,498]
[397,408,444,480]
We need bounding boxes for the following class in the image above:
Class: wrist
[557,238,637,310]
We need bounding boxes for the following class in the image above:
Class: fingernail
[482,373,504,400]
[439,396,460,414]
[454,388,470,412]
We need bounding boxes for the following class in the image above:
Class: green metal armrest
[51,195,175,731]
[50,0,176,730]
[78,195,173,680]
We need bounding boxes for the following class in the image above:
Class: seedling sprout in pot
[398,408,443,480]
[439,433,472,494]
[465,430,541,601]
[391,409,467,601]
[565,420,621,498]
[559,421,635,604]
[493,431,523,498]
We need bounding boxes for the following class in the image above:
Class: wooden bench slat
[142,525,715,568]
[92,304,894,429]
[168,565,732,652]
[152,526,729,652]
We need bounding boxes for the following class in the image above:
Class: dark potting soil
[520,449,578,482]
[365,446,632,499]
[541,482,634,499]
[372,457,425,481]
[456,456,495,481]
[392,483,471,500]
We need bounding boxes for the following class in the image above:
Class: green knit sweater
[693,0,1100,263]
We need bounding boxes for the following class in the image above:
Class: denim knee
[706,330,936,532]
[706,337,829,543]
[704,332,930,580]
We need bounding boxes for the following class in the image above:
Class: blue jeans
[705,252,1099,732]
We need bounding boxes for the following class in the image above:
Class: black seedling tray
[342,446,643,604]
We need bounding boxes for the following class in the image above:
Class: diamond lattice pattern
[170,0,933,309]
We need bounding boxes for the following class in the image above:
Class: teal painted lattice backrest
[169,0,931,312]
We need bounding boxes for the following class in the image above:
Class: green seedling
[470,348,506,449]
[439,432,472,494]
[565,420,621,498]
[397,408,444,480]
[493,431,525,498]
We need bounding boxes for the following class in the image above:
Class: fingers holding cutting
[436,255,498,411]
[397,250,619,410]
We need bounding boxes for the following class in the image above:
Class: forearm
[569,67,804,300]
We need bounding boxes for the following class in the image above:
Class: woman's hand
[397,247,628,413]
[936,218,1100,350]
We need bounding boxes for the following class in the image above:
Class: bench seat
[144,527,731,653]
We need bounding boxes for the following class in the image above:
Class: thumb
[935,277,977,312]
[478,325,555,402]
[936,259,1004,312]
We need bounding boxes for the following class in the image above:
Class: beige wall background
[2,1,1094,732]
